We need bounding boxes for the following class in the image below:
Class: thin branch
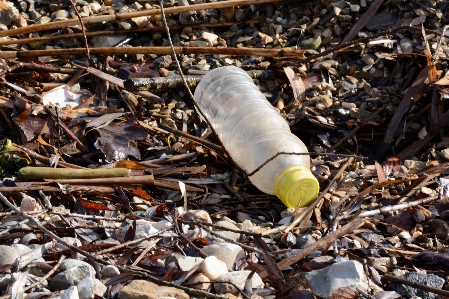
[259,218,365,279]
[0,0,281,38]
[0,192,228,299]
[68,0,90,58]
[0,46,304,59]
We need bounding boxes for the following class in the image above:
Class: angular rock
[200,256,228,281]
[165,253,203,272]
[305,260,368,298]
[77,277,107,299]
[118,279,188,299]
[389,272,444,299]
[202,32,218,44]
[91,35,128,48]
[183,210,212,224]
[61,286,79,299]
[365,13,398,31]
[201,243,243,271]
[187,273,211,291]
[0,245,19,267]
[301,36,321,50]
[206,220,240,243]
[0,4,19,26]
[214,271,264,295]
[50,260,96,289]
[101,265,120,277]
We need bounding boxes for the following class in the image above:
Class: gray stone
[101,265,120,277]
[77,277,107,299]
[214,271,264,295]
[305,260,368,298]
[301,36,321,50]
[118,279,188,299]
[165,253,203,272]
[389,272,444,299]
[56,237,82,251]
[360,231,385,243]
[90,35,128,48]
[50,260,96,289]
[184,210,212,224]
[201,243,243,271]
[0,245,19,267]
[295,234,316,249]
[366,13,398,31]
[11,244,32,256]
[400,38,413,54]
[207,221,241,243]
[0,4,19,26]
[61,286,79,299]
[22,233,37,245]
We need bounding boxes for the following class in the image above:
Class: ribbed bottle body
[194,66,310,195]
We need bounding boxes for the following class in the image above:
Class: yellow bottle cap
[275,166,319,208]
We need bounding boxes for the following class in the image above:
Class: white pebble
[200,256,228,281]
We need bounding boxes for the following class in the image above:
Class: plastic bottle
[194,66,319,208]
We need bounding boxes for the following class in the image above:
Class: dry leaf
[284,67,306,102]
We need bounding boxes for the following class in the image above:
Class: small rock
[428,219,449,239]
[441,149,449,161]
[400,38,413,54]
[295,234,316,249]
[91,34,127,47]
[200,256,228,281]
[259,61,270,69]
[366,12,398,31]
[0,245,19,267]
[61,286,79,299]
[101,265,120,277]
[362,54,375,65]
[360,231,385,243]
[201,243,243,271]
[166,253,204,272]
[184,210,212,224]
[341,102,356,109]
[214,271,264,295]
[21,196,42,212]
[52,9,69,20]
[410,15,426,26]
[187,273,211,291]
[50,259,96,289]
[390,272,444,299]
[202,32,218,45]
[10,244,32,256]
[56,237,82,251]
[305,260,369,298]
[207,220,240,243]
[77,277,107,299]
[118,279,188,299]
[0,4,19,26]
[189,40,210,47]
[119,22,132,30]
[301,36,321,50]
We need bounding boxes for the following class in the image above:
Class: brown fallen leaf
[284,67,306,102]
[78,198,112,211]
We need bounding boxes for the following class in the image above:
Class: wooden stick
[258,218,365,279]
[45,175,154,185]
[0,21,260,47]
[0,0,280,38]
[0,46,304,59]
[17,166,130,180]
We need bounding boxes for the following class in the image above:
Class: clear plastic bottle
[194,66,319,208]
